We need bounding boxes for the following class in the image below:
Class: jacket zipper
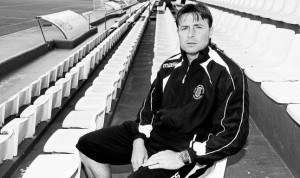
[182,65,190,84]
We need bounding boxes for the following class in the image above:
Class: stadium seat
[65,70,79,89]
[279,0,300,24]
[67,55,75,68]
[21,95,50,134]
[213,17,250,44]
[260,0,285,19]
[244,34,300,82]
[62,59,70,73]
[71,63,85,81]
[1,118,30,156]
[223,24,276,57]
[231,28,295,69]
[75,62,89,80]
[186,158,227,178]
[93,77,119,99]
[0,103,4,127]
[48,67,58,83]
[56,62,64,78]
[0,129,14,163]
[102,65,125,87]
[109,57,129,73]
[55,78,71,98]
[62,109,105,130]
[45,86,63,110]
[105,61,126,77]
[286,104,300,125]
[29,80,41,99]
[215,20,261,50]
[39,73,50,91]
[22,151,81,178]
[85,85,114,113]
[75,97,106,111]
[271,0,298,22]
[261,82,300,104]
[3,94,18,121]
[43,129,89,153]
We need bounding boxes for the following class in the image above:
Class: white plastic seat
[48,67,58,83]
[62,109,105,130]
[62,58,70,73]
[55,78,71,98]
[260,0,285,19]
[93,77,118,99]
[21,95,50,134]
[71,64,85,81]
[85,85,114,113]
[0,129,14,163]
[17,86,31,110]
[232,28,295,69]
[261,82,300,104]
[75,97,106,111]
[216,20,261,50]
[44,129,89,153]
[224,24,276,57]
[75,61,89,80]
[271,0,298,22]
[186,158,227,178]
[0,103,4,127]
[244,34,300,82]
[29,79,41,98]
[279,0,300,24]
[286,104,300,125]
[56,62,64,78]
[33,95,51,120]
[22,152,81,178]
[101,66,124,88]
[3,94,18,122]
[38,72,50,90]
[65,70,79,89]
[45,86,63,110]
[1,118,31,156]
[109,56,130,72]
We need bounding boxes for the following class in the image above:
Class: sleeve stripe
[205,70,246,155]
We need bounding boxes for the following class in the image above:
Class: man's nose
[188,27,196,37]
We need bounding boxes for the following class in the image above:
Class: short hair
[176,2,213,28]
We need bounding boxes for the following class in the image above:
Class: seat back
[0,129,14,162]
[4,94,18,121]
[17,86,31,110]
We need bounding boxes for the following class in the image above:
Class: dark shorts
[76,121,209,178]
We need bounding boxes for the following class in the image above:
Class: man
[76,2,249,178]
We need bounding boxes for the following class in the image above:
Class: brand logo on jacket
[193,85,204,100]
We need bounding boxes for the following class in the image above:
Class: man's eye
[180,27,188,31]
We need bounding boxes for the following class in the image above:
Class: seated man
[76,2,249,178]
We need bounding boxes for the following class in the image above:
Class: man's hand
[131,138,148,171]
[143,150,185,170]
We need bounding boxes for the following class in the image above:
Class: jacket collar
[180,46,210,66]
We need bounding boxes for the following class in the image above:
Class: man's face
[177,13,212,56]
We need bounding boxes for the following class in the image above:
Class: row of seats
[0,2,151,174]
[19,2,155,178]
[210,7,300,128]
[151,7,180,83]
[152,4,227,178]
[200,0,300,25]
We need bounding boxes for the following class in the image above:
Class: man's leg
[76,121,137,178]
[79,152,111,178]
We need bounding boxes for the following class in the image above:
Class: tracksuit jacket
[135,46,249,165]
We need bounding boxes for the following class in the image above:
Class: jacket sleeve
[134,69,163,140]
[187,70,249,165]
